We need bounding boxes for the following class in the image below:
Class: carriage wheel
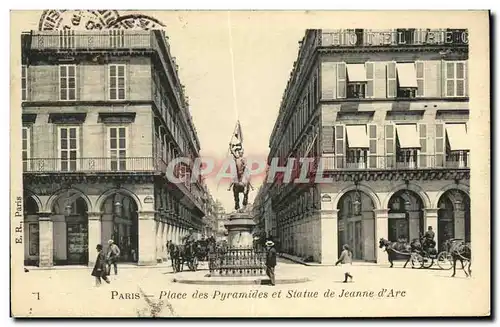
[436,252,453,270]
[420,251,433,269]
[411,253,424,269]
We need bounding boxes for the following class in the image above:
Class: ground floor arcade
[23,179,203,267]
[274,178,470,264]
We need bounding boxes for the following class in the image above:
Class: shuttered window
[365,62,375,98]
[435,123,445,167]
[321,62,336,100]
[335,125,345,168]
[385,124,395,168]
[386,62,397,98]
[337,63,346,98]
[322,126,335,154]
[418,124,427,167]
[416,61,425,97]
[368,124,377,168]
[444,61,466,97]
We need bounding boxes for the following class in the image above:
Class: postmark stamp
[108,14,166,30]
[38,10,165,31]
[38,10,121,31]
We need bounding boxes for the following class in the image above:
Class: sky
[147,11,307,212]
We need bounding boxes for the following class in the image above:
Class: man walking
[106,239,121,276]
[265,240,277,286]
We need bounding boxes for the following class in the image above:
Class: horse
[227,152,253,211]
[378,238,414,268]
[178,241,200,271]
[450,241,471,278]
[167,242,181,273]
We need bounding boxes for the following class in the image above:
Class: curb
[172,277,311,285]
[24,264,173,271]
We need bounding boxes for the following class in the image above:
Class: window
[346,64,367,99]
[22,127,30,171]
[21,65,27,101]
[445,123,469,168]
[445,61,466,97]
[395,124,420,168]
[347,83,366,99]
[345,125,369,169]
[109,30,125,48]
[395,63,418,98]
[59,65,77,101]
[109,126,127,171]
[109,64,126,100]
[58,126,79,171]
[416,61,425,97]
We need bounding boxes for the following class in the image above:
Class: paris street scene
[11,10,489,318]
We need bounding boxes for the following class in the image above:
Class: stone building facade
[21,30,209,267]
[263,29,470,264]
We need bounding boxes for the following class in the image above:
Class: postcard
[10,10,490,317]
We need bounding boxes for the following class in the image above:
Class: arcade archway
[437,189,470,251]
[337,190,375,261]
[387,190,424,243]
[52,194,89,265]
[100,193,139,263]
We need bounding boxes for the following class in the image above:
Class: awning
[396,124,421,149]
[346,64,367,82]
[346,125,369,148]
[446,124,469,151]
[396,63,418,88]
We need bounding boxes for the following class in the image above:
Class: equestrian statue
[227,121,253,211]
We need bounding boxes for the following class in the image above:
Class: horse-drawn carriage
[167,237,217,273]
[379,236,464,270]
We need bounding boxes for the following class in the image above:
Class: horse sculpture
[227,144,253,211]
[379,238,414,268]
[450,240,471,278]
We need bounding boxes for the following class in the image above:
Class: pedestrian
[335,244,354,283]
[91,244,110,287]
[265,240,277,286]
[106,239,121,276]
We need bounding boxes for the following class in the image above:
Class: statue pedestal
[224,211,256,249]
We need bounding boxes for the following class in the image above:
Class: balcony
[24,156,205,212]
[28,30,153,50]
[319,154,470,171]
[23,157,161,173]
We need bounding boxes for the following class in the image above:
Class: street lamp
[353,180,362,216]
[114,201,122,216]
[403,179,412,212]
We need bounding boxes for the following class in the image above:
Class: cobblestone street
[13,258,483,317]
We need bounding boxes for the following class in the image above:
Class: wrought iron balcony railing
[29,30,153,50]
[318,153,470,171]
[23,157,160,173]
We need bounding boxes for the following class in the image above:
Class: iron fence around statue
[208,248,267,276]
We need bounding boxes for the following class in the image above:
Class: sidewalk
[279,253,380,266]
[24,261,173,271]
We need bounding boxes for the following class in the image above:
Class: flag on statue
[233,120,243,145]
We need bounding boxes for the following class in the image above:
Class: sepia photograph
[9,10,490,317]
